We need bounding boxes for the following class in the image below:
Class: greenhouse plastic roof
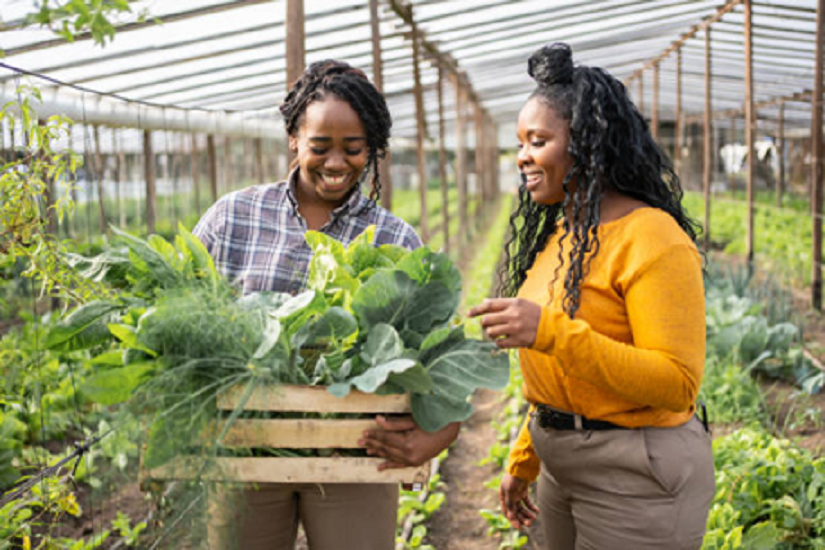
[0,0,819,140]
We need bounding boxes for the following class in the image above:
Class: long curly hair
[498,43,701,318]
[279,60,391,205]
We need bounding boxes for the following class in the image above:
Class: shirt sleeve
[507,406,541,482]
[531,244,705,413]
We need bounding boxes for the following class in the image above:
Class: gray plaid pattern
[193,170,422,295]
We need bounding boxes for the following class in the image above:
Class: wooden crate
[139,385,431,488]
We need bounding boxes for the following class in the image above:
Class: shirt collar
[285,167,371,219]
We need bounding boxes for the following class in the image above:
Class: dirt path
[425,389,546,550]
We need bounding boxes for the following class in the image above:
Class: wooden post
[191,134,202,215]
[474,101,485,222]
[744,0,755,263]
[729,116,737,197]
[370,0,392,210]
[92,125,108,235]
[143,129,156,235]
[703,29,712,251]
[207,135,218,202]
[777,102,785,208]
[812,0,824,309]
[652,62,660,142]
[491,120,499,199]
[675,48,683,176]
[112,130,125,229]
[224,136,233,192]
[454,79,468,244]
[255,137,265,184]
[411,21,428,241]
[39,120,58,237]
[286,0,305,167]
[437,64,450,254]
[638,72,644,117]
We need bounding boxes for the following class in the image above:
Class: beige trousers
[207,482,399,550]
[528,415,715,550]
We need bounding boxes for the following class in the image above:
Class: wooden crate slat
[143,456,429,485]
[212,418,379,449]
[217,384,411,413]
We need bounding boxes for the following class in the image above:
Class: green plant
[703,426,825,549]
[111,511,147,547]
[22,0,148,47]
[1,85,107,305]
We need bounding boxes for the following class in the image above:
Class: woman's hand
[359,416,460,470]
[467,298,542,349]
[500,473,538,529]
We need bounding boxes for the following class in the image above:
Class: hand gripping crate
[139,384,431,488]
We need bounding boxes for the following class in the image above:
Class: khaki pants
[207,483,399,550]
[528,415,715,550]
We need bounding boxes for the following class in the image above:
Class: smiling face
[289,95,369,206]
[516,97,574,205]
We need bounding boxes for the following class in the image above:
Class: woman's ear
[288,135,299,153]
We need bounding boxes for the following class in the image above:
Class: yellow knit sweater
[508,207,706,482]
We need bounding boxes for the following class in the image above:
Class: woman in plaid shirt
[196,60,460,550]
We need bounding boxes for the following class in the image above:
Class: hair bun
[528,43,574,86]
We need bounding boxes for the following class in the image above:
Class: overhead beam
[3,0,275,57]
[626,0,743,81]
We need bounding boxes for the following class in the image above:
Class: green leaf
[178,222,218,284]
[328,358,420,397]
[252,318,282,360]
[412,339,510,432]
[387,364,433,394]
[352,270,417,330]
[406,281,456,334]
[111,226,181,288]
[109,323,157,357]
[363,323,404,365]
[740,521,781,550]
[82,363,155,405]
[46,300,121,350]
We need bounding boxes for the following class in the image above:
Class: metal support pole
[370,0,392,210]
[744,0,755,262]
[411,21,428,241]
[92,125,108,235]
[777,102,785,208]
[703,29,712,251]
[143,129,156,235]
[812,0,824,309]
[223,136,233,192]
[675,48,682,176]
[652,62,660,142]
[638,72,645,116]
[207,134,218,203]
[455,79,468,243]
[437,64,449,254]
[286,0,305,166]
[475,102,484,222]
[191,134,202,215]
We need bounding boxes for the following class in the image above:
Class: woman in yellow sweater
[469,43,714,549]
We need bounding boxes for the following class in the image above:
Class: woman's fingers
[468,298,513,318]
[374,414,417,431]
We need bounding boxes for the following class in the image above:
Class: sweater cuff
[507,457,541,483]
[532,306,556,352]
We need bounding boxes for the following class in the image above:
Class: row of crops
[0,157,497,549]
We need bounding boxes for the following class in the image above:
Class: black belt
[533,404,627,431]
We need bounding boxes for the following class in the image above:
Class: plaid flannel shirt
[192,170,422,295]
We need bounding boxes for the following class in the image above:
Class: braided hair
[498,43,701,318]
[279,60,392,204]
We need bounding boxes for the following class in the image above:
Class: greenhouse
[1,0,824,548]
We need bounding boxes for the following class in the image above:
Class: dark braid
[279,60,392,204]
[498,43,702,318]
